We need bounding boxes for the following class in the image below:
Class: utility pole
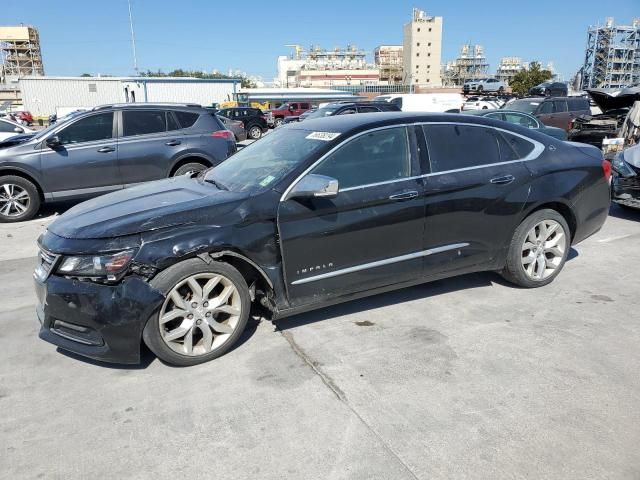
[127,0,139,74]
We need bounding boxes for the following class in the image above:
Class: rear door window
[503,113,537,129]
[358,106,380,113]
[553,100,568,112]
[166,111,180,131]
[174,111,199,128]
[422,124,500,172]
[538,102,554,114]
[123,110,166,137]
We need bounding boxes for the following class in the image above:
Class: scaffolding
[496,57,523,86]
[581,18,640,89]
[0,26,44,83]
[375,46,403,83]
[442,44,489,86]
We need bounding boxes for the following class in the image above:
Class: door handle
[165,140,182,146]
[490,175,515,185]
[97,146,115,153]
[389,190,419,201]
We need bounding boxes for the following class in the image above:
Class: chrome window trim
[291,243,469,285]
[280,121,545,198]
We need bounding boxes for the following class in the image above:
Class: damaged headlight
[57,250,136,281]
[611,152,637,178]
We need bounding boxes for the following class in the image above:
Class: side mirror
[13,126,24,134]
[289,105,295,111]
[45,135,62,148]
[286,174,339,201]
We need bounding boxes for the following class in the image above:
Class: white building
[403,8,443,87]
[19,76,240,116]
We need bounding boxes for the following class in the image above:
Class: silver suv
[463,78,505,94]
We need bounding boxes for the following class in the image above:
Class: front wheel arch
[168,155,213,177]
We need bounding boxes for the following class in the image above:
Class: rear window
[123,110,166,137]
[174,111,199,128]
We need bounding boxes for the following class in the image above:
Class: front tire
[0,175,40,222]
[274,118,284,127]
[143,258,251,366]
[172,162,207,177]
[501,209,570,288]
[248,125,262,140]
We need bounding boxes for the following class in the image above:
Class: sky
[2,0,639,81]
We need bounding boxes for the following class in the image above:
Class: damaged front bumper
[34,273,165,364]
[611,149,640,209]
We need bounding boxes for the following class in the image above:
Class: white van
[373,93,464,113]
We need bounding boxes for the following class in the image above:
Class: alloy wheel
[158,273,242,356]
[0,183,30,217]
[521,219,567,280]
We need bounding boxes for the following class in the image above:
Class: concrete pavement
[1,205,639,479]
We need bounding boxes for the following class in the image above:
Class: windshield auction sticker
[306,132,340,141]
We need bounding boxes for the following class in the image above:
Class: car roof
[288,111,529,136]
[93,102,207,112]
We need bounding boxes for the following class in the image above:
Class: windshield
[203,127,333,193]
[304,106,341,119]
[505,100,540,114]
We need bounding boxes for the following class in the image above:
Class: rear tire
[0,175,40,223]
[172,162,208,177]
[248,125,262,140]
[501,209,570,288]
[143,259,251,366]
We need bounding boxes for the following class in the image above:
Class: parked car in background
[611,144,640,210]
[0,103,236,222]
[373,93,464,113]
[464,109,568,140]
[461,97,500,111]
[214,107,268,140]
[217,115,247,142]
[33,112,611,366]
[568,87,640,147]
[463,78,505,94]
[284,101,400,123]
[529,82,568,97]
[506,97,590,131]
[0,117,33,141]
[269,102,312,127]
[9,111,34,126]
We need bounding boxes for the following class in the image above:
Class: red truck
[269,102,311,127]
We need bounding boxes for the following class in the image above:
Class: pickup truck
[269,102,312,127]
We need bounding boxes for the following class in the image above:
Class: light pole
[127,0,139,75]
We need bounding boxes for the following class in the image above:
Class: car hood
[587,87,640,112]
[48,176,250,240]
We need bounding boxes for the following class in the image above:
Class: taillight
[211,130,234,140]
[602,159,612,182]
[239,122,244,129]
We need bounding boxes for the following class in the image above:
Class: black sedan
[34,113,611,366]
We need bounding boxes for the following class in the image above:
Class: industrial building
[402,8,443,86]
[276,45,379,88]
[375,45,403,83]
[19,76,240,117]
[442,44,489,87]
[580,17,640,89]
[496,57,523,86]
[0,25,44,84]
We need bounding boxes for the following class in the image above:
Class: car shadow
[608,203,640,221]
[275,259,579,332]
